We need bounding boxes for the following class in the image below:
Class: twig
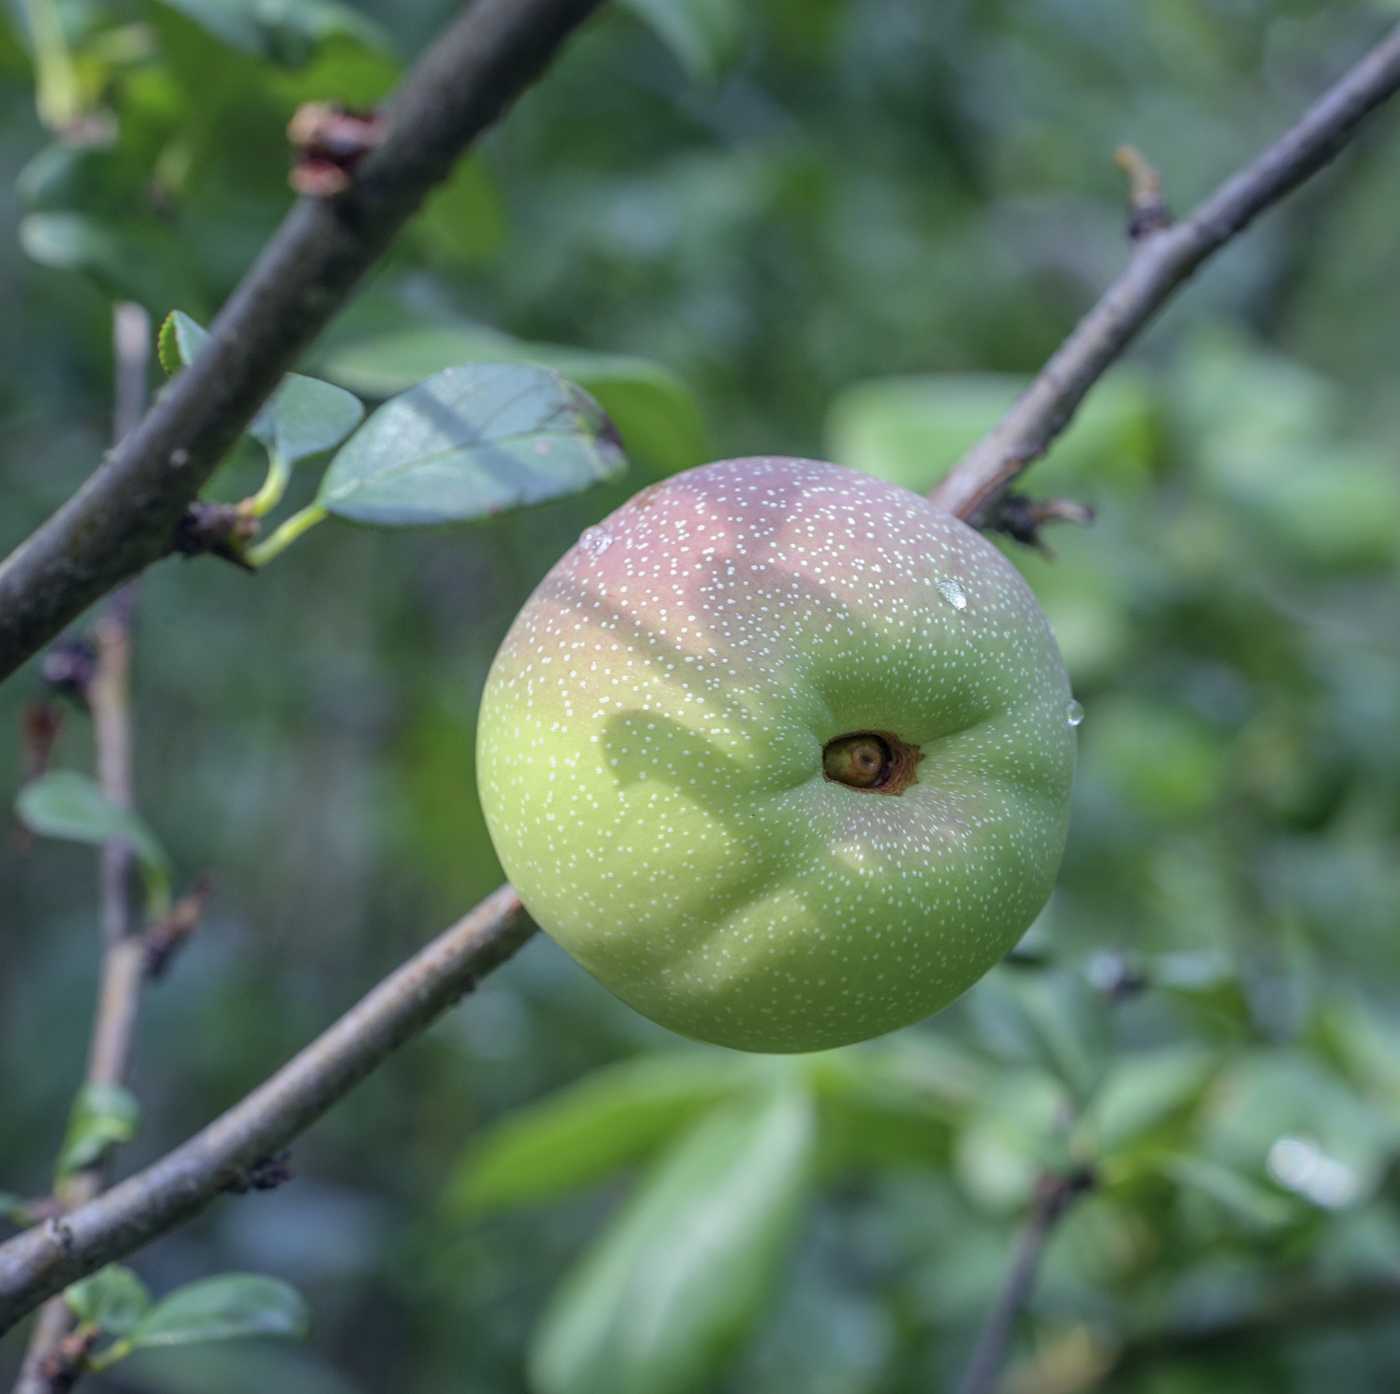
[0,0,606,687]
[954,1170,1094,1394]
[12,305,149,1394]
[0,884,532,1336]
[931,23,1400,523]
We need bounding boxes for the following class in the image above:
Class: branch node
[37,1325,100,1394]
[288,103,386,197]
[144,874,214,978]
[172,503,259,571]
[983,493,1096,556]
[1114,143,1172,240]
[224,1150,294,1195]
[39,641,98,703]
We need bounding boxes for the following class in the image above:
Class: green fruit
[477,457,1075,1052]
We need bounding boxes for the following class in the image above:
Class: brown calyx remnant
[287,102,386,197]
[822,731,923,795]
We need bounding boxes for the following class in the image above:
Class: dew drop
[579,526,613,557]
[1066,700,1085,728]
[937,579,968,611]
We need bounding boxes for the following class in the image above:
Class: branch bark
[0,0,606,686]
[930,22,1400,522]
[954,1170,1093,1394]
[13,306,150,1394]
[0,885,531,1338]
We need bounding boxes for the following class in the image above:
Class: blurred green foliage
[3,1,1400,1393]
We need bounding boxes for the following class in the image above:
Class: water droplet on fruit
[579,527,613,557]
[937,579,967,610]
[1066,700,1085,728]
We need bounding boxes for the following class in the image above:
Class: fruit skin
[477,458,1075,1053]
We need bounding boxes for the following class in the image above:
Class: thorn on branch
[287,102,386,197]
[224,1151,294,1195]
[144,874,213,978]
[1114,144,1172,240]
[36,1325,100,1394]
[983,493,1096,556]
[172,502,258,571]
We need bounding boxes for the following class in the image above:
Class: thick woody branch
[932,23,1400,523]
[0,0,605,685]
[0,886,531,1336]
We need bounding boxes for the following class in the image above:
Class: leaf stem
[245,451,292,519]
[244,503,328,568]
[85,1336,132,1374]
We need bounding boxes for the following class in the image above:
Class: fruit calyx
[822,732,923,795]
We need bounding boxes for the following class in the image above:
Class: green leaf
[57,1082,141,1177]
[824,369,1159,498]
[1078,1045,1217,1156]
[617,0,743,82]
[410,153,507,269]
[154,0,388,66]
[160,310,361,468]
[451,1052,749,1215]
[65,1265,151,1336]
[1160,1154,1299,1231]
[0,1192,29,1224]
[250,374,364,469]
[158,309,208,376]
[130,1274,311,1348]
[17,772,171,918]
[530,1080,815,1394]
[19,212,202,312]
[319,325,707,478]
[314,362,627,527]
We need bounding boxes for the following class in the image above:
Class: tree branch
[954,1170,1093,1394]
[0,885,531,1337]
[13,306,150,1394]
[930,22,1400,522]
[0,0,606,686]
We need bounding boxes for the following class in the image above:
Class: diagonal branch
[0,0,606,686]
[931,22,1400,522]
[0,885,532,1338]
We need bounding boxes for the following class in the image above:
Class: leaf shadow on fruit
[599,707,797,948]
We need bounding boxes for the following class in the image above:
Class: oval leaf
[65,1265,151,1336]
[158,310,209,375]
[320,326,706,478]
[160,311,362,467]
[130,1274,310,1349]
[529,1081,815,1394]
[452,1052,750,1216]
[618,0,743,82]
[315,362,627,526]
[250,374,365,469]
[57,1082,141,1178]
[16,771,171,911]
